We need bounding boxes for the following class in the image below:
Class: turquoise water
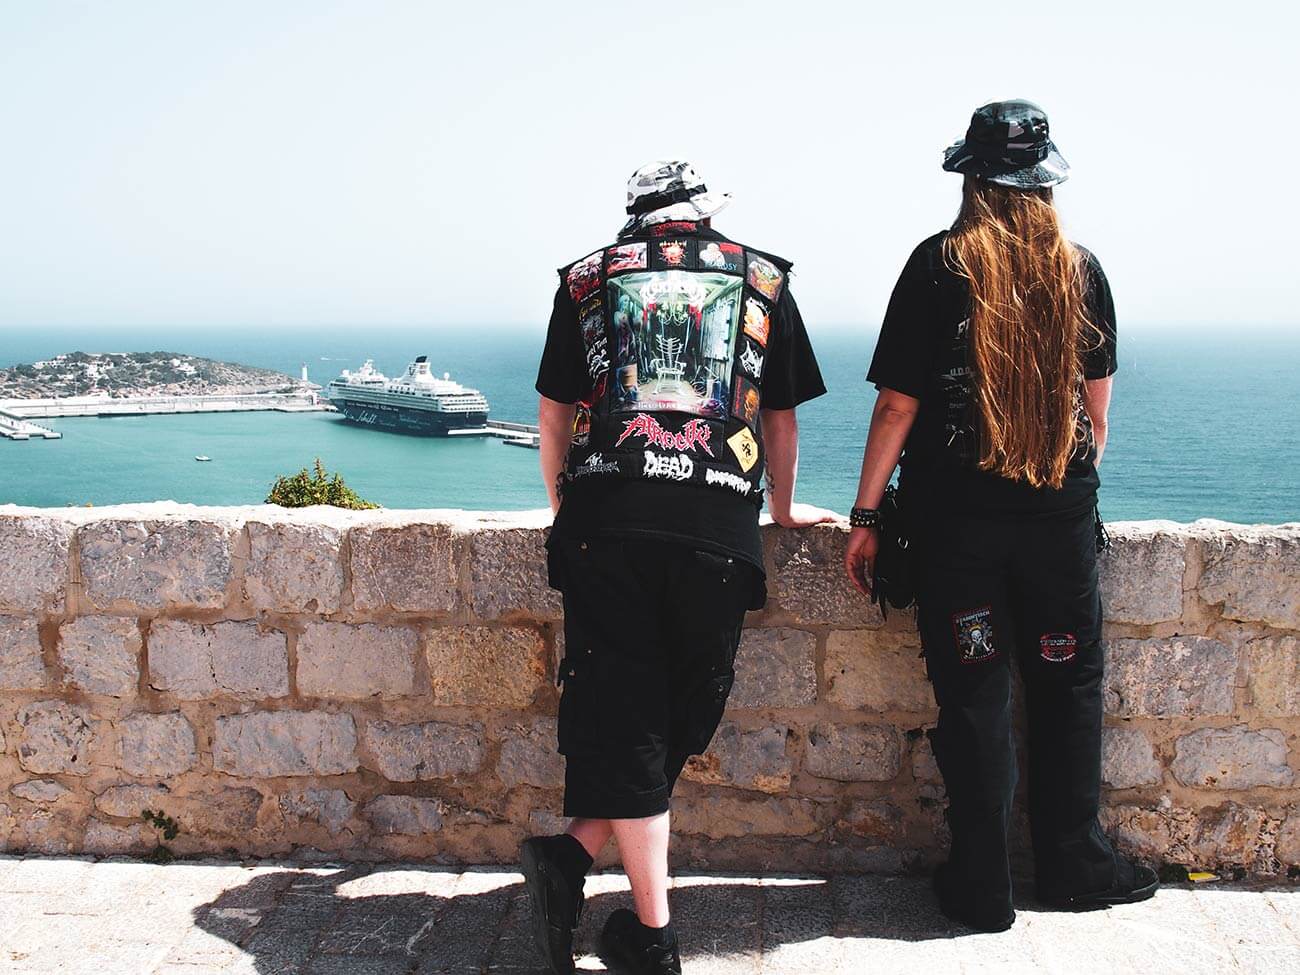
[1,326,1297,523]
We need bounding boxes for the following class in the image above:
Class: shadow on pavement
[190,865,972,974]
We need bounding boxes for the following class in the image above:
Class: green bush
[266,458,378,510]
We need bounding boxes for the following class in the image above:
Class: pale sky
[1,0,1296,332]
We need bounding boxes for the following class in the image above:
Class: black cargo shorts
[546,535,763,819]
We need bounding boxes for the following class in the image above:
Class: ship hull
[333,400,487,436]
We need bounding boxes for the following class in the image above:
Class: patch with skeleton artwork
[952,607,997,663]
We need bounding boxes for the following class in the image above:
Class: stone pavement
[0,856,1297,975]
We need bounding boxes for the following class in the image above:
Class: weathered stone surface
[83,820,145,855]
[0,615,47,690]
[496,718,563,790]
[768,524,882,627]
[58,616,139,697]
[424,626,546,708]
[824,630,931,712]
[365,795,444,835]
[730,628,817,709]
[804,723,902,782]
[244,521,345,613]
[1171,726,1294,790]
[362,720,484,782]
[350,523,457,612]
[297,622,418,700]
[148,619,288,700]
[1278,809,1300,866]
[910,732,944,799]
[1198,524,1300,629]
[1104,637,1237,717]
[1103,799,1277,870]
[95,784,171,818]
[213,711,358,777]
[8,808,75,854]
[1100,726,1163,789]
[171,787,264,835]
[467,527,561,620]
[1244,636,1300,717]
[1098,523,1187,623]
[673,796,825,839]
[683,724,792,794]
[118,712,197,777]
[0,515,71,612]
[279,789,356,835]
[15,702,95,775]
[837,799,904,843]
[11,779,71,803]
[78,519,234,610]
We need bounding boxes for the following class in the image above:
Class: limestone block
[910,732,944,799]
[297,622,418,700]
[365,795,444,836]
[1277,809,1300,866]
[1244,636,1300,716]
[171,787,264,835]
[1171,726,1293,789]
[768,525,882,627]
[78,519,234,610]
[1198,524,1300,628]
[1100,726,1163,789]
[730,628,817,709]
[350,523,458,612]
[362,720,484,782]
[279,789,356,835]
[148,619,288,700]
[213,711,358,777]
[837,799,905,843]
[118,712,197,777]
[682,724,792,794]
[466,527,561,619]
[15,701,95,775]
[11,779,71,803]
[0,616,47,690]
[83,820,145,855]
[424,626,546,709]
[804,723,902,782]
[244,521,345,613]
[95,784,171,818]
[496,718,564,790]
[672,796,825,839]
[824,630,932,712]
[58,616,139,697]
[1102,800,1277,871]
[1103,637,1237,717]
[0,515,71,612]
[1098,524,1187,624]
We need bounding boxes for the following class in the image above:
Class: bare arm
[844,387,920,595]
[1083,376,1113,467]
[538,395,577,514]
[761,407,836,528]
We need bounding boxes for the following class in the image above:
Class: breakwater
[0,503,1296,876]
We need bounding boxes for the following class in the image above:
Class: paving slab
[0,856,1295,974]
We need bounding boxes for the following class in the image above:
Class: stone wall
[0,503,1297,876]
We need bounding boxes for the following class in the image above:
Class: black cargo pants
[546,535,761,819]
[915,507,1117,909]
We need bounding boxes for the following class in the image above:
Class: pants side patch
[952,606,998,664]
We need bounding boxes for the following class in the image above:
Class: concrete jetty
[448,418,540,448]
[0,408,61,441]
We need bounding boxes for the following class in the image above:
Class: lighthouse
[300,363,309,384]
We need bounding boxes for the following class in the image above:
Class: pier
[0,390,329,423]
[448,419,540,448]
[0,408,61,441]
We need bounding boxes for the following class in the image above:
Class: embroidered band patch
[952,607,997,663]
[1039,632,1078,663]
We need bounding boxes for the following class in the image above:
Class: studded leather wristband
[850,506,881,529]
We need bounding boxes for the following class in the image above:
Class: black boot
[520,834,592,975]
[932,862,1016,933]
[1038,855,1159,909]
[599,908,682,975]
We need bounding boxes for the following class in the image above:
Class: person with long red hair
[844,101,1158,931]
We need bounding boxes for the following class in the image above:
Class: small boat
[194,455,211,462]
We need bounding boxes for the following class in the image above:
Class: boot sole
[1040,876,1160,910]
[520,841,577,975]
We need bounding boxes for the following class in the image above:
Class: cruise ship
[326,357,489,435]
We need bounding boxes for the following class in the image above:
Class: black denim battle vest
[559,221,789,506]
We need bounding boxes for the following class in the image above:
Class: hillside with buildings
[0,352,299,399]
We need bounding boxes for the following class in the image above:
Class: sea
[1,326,1297,525]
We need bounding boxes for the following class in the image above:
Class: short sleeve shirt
[866,231,1117,518]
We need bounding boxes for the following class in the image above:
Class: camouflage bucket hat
[620,160,732,234]
[942,100,1070,189]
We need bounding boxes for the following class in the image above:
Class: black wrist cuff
[850,507,881,528]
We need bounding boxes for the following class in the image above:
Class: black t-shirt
[536,226,826,571]
[866,231,1117,519]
